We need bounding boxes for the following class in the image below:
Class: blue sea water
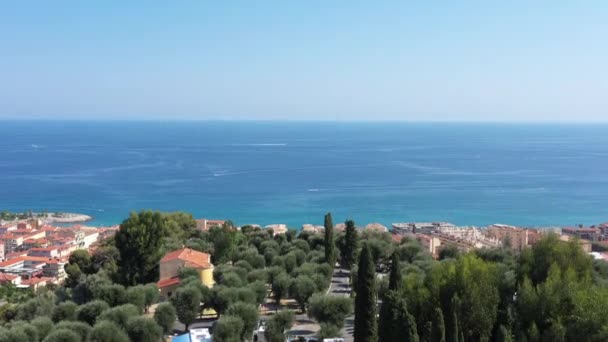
[1,120,607,228]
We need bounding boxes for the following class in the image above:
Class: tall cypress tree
[343,219,358,268]
[378,290,395,342]
[354,245,377,342]
[431,307,446,342]
[388,252,402,291]
[448,295,461,342]
[324,212,336,265]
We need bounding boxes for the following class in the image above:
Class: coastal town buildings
[0,221,117,289]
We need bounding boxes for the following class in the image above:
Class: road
[328,267,354,342]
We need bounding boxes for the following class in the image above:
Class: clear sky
[1,1,607,121]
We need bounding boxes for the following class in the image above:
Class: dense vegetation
[1,209,607,342]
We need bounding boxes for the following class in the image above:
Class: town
[0,212,607,342]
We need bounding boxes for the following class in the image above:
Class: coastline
[0,212,92,225]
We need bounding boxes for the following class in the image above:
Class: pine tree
[354,245,377,342]
[431,308,446,342]
[324,213,336,265]
[343,219,358,268]
[388,252,402,291]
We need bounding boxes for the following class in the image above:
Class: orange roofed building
[157,248,214,298]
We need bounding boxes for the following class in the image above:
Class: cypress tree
[448,295,461,342]
[388,252,402,291]
[343,219,358,268]
[354,245,377,342]
[324,213,336,265]
[400,298,419,342]
[378,291,418,342]
[431,308,446,342]
[495,325,513,342]
[378,290,395,342]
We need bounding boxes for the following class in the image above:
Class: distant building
[486,224,529,252]
[364,223,388,233]
[265,224,288,235]
[559,234,592,253]
[196,219,226,231]
[415,234,442,258]
[157,248,214,298]
[562,227,600,242]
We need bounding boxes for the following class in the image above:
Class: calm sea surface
[1,121,607,228]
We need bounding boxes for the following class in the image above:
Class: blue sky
[1,1,607,121]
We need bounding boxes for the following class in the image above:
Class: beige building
[157,248,214,299]
[486,224,529,252]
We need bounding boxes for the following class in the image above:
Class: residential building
[486,224,529,252]
[157,248,214,298]
[562,227,600,242]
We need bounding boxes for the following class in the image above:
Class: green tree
[324,213,336,265]
[431,307,446,342]
[124,286,145,313]
[308,294,352,330]
[448,295,460,342]
[154,302,176,335]
[95,284,128,307]
[114,211,168,285]
[31,317,53,341]
[6,321,39,342]
[265,310,294,342]
[378,291,418,342]
[51,301,78,323]
[388,252,402,291]
[89,320,130,342]
[54,321,91,341]
[354,245,377,342]
[42,329,80,342]
[171,286,201,331]
[142,283,159,314]
[125,316,163,342]
[342,219,359,269]
[76,300,110,326]
[226,303,259,341]
[289,275,317,312]
[495,324,513,342]
[271,273,290,311]
[98,304,140,329]
[213,315,244,342]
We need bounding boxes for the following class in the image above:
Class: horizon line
[2,117,608,124]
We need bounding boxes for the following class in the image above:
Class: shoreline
[0,212,93,225]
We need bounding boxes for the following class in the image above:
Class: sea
[1,120,607,229]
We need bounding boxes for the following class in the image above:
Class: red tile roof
[160,248,212,269]
[157,277,181,288]
[0,272,18,282]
